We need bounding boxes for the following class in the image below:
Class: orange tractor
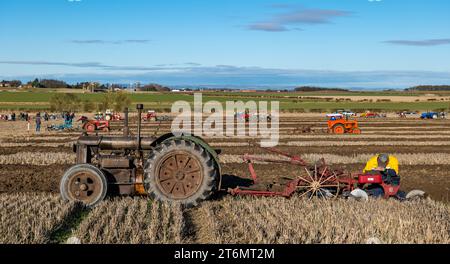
[326,114,361,134]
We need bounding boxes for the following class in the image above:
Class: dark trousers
[366,186,384,198]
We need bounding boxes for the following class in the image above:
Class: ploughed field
[0,115,449,244]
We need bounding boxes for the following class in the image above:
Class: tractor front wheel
[60,164,108,207]
[353,128,362,134]
[144,139,219,207]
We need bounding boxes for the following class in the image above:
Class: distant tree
[97,93,114,112]
[39,79,70,88]
[112,83,126,89]
[26,78,70,89]
[294,86,349,92]
[139,83,171,92]
[112,92,131,112]
[406,85,450,91]
[82,100,96,112]
[49,93,81,112]
[96,92,131,112]
[30,78,43,88]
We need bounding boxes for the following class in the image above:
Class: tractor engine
[60,104,221,207]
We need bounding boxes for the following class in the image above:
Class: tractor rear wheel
[60,164,108,207]
[85,123,96,132]
[333,124,345,134]
[144,139,219,207]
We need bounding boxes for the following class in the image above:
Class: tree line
[294,86,349,92]
[1,78,171,91]
[49,92,132,113]
[405,85,450,91]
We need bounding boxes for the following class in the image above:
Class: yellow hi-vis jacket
[363,155,399,174]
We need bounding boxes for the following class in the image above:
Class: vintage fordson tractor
[60,104,221,207]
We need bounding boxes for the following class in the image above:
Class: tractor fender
[151,133,222,185]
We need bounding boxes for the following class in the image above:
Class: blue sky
[0,0,450,89]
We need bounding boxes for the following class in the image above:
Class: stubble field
[0,114,449,244]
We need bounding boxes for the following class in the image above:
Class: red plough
[228,147,426,201]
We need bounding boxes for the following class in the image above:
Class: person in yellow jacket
[363,154,402,197]
[363,154,399,175]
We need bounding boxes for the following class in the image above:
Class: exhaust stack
[136,104,144,152]
[123,107,129,137]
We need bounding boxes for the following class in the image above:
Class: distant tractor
[420,112,439,119]
[78,116,110,132]
[142,110,173,122]
[104,109,123,121]
[142,110,157,122]
[361,111,380,118]
[327,114,361,134]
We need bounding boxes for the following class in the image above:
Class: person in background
[27,115,31,131]
[35,113,42,133]
[11,112,16,121]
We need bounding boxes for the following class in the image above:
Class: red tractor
[142,110,157,122]
[105,110,123,121]
[78,116,110,132]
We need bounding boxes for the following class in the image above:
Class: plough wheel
[296,165,340,200]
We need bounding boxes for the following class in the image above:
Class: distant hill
[294,86,349,92]
[405,85,450,91]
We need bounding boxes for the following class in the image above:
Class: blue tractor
[420,112,439,119]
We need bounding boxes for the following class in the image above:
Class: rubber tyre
[353,128,362,134]
[85,124,96,132]
[333,124,345,134]
[60,164,108,207]
[144,139,219,207]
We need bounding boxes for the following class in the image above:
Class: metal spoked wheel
[60,164,108,207]
[296,165,340,200]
